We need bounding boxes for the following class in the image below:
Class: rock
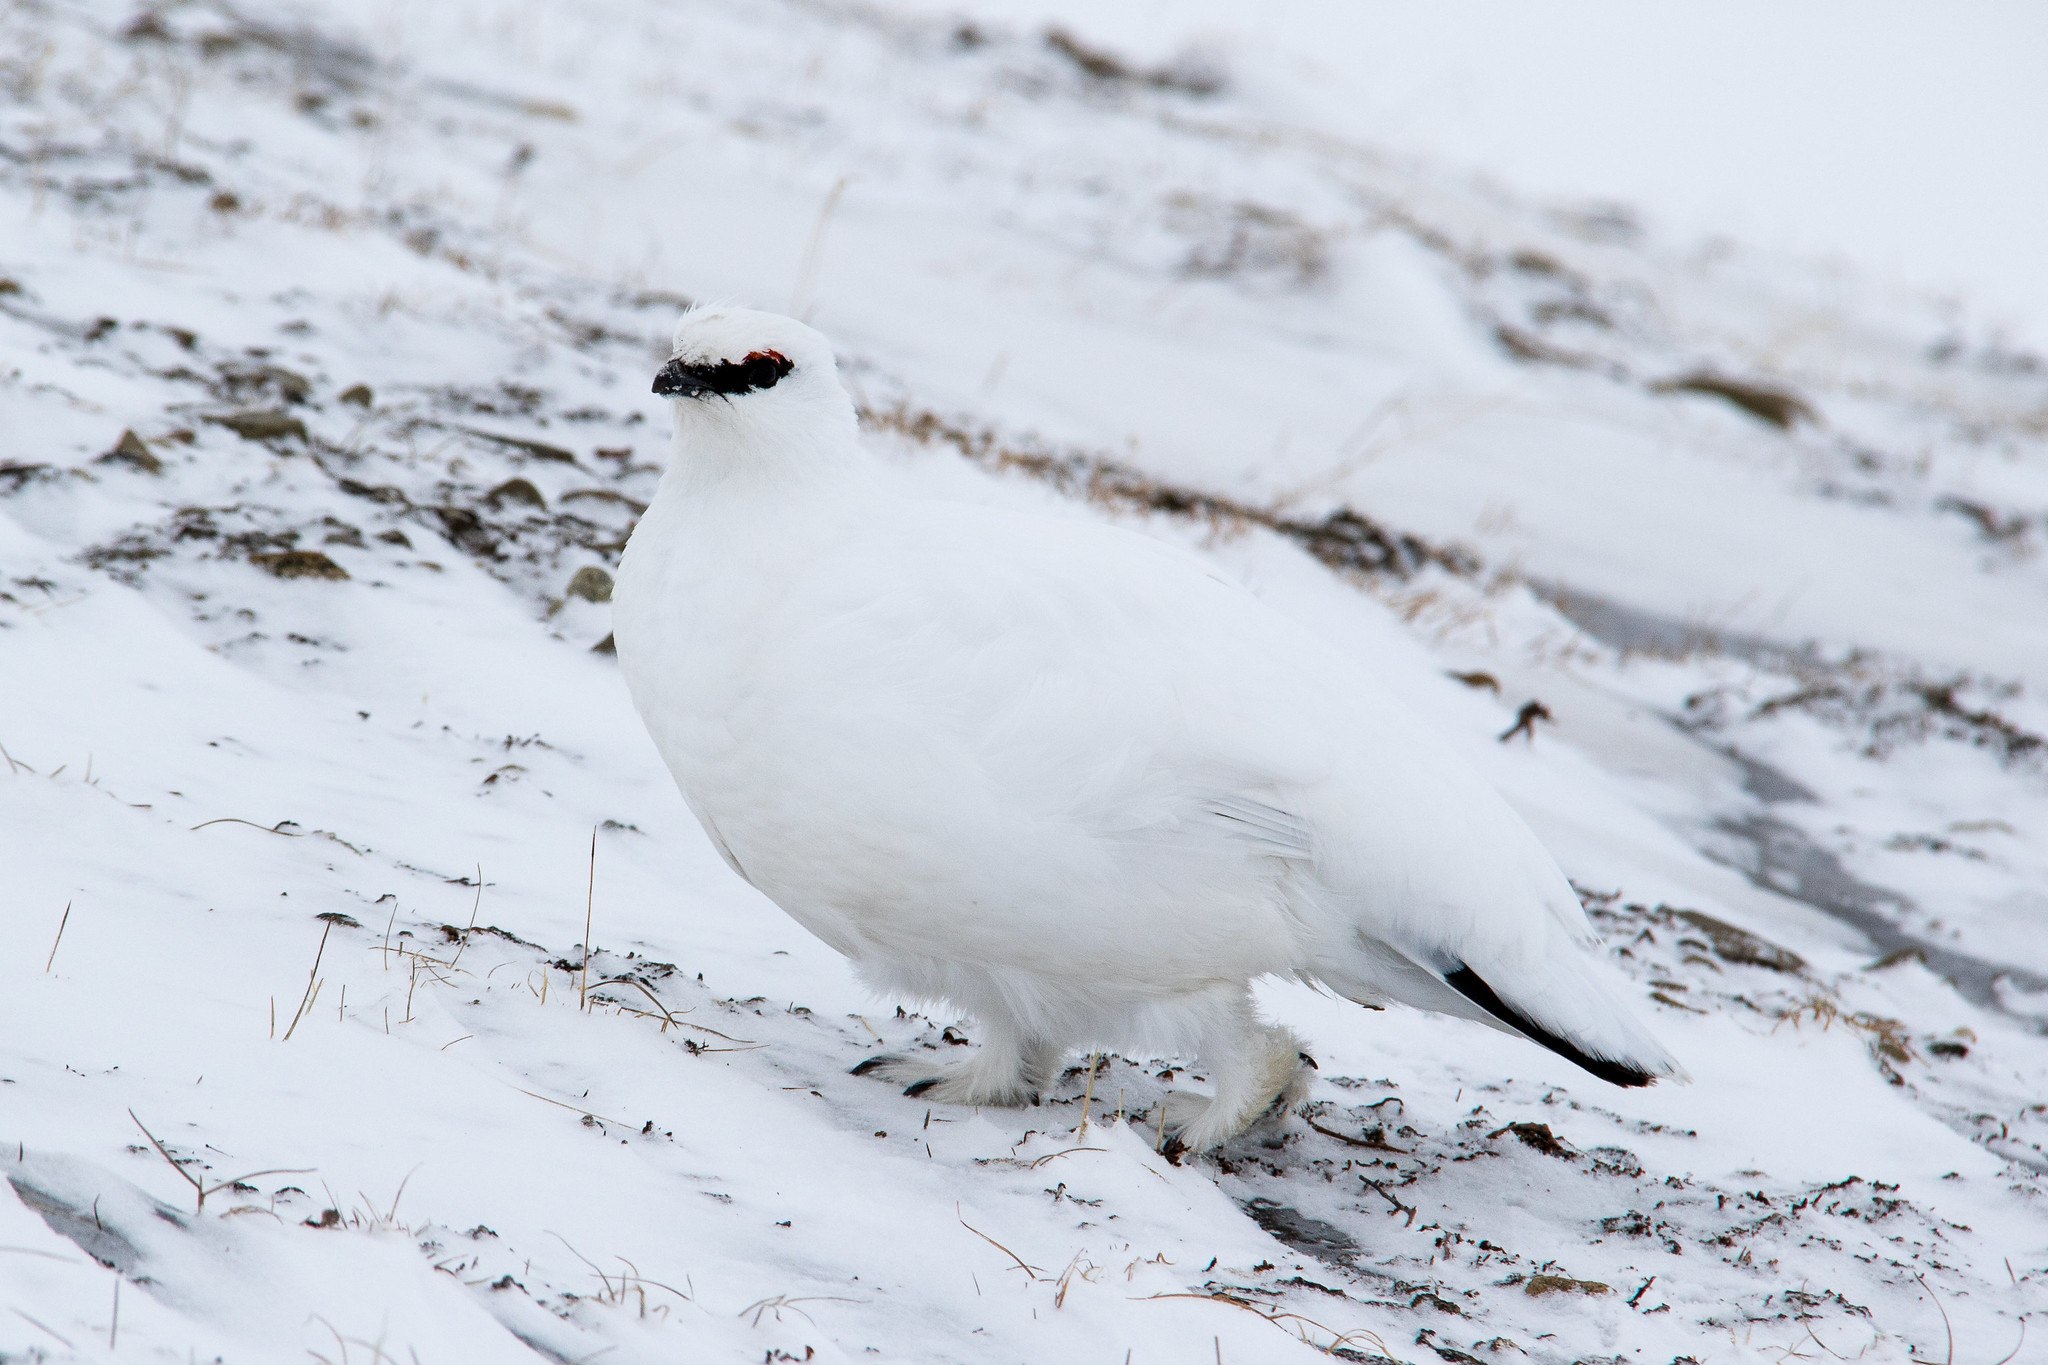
[1650,372,1816,429]
[591,632,616,655]
[208,410,308,443]
[433,506,500,558]
[262,366,313,405]
[485,477,546,510]
[338,383,374,407]
[251,549,349,580]
[565,566,613,603]
[98,429,163,474]
[1493,1121,1573,1158]
[1674,908,1806,973]
[1524,1274,1610,1297]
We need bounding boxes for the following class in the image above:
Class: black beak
[652,357,711,398]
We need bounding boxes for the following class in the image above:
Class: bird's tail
[1323,930,1688,1088]
[1439,954,1685,1087]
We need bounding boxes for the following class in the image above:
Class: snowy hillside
[2,2,2044,1361]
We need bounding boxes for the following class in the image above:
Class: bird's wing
[867,501,1676,1078]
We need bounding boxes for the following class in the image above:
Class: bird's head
[652,308,855,470]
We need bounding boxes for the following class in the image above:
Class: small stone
[99,429,163,474]
[565,566,613,603]
[591,632,616,655]
[338,383,374,408]
[209,410,308,443]
[251,549,349,581]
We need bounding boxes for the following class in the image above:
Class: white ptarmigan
[614,306,1684,1152]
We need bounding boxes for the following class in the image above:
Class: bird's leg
[850,1015,1065,1108]
[1157,996,1314,1156]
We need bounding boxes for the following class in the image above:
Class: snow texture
[1,2,2043,1362]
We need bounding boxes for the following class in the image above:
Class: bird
[613,306,1684,1153]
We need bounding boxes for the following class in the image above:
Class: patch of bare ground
[861,402,1480,580]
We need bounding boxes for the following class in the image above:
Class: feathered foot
[1157,1020,1315,1157]
[850,1030,1064,1108]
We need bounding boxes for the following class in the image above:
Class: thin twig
[1359,1176,1418,1226]
[1303,1114,1409,1153]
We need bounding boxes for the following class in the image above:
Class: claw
[851,1054,896,1077]
[1298,1052,1319,1070]
[902,1077,940,1098]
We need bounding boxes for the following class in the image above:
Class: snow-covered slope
[2,2,2043,1361]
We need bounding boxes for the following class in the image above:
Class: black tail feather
[1445,966,1656,1088]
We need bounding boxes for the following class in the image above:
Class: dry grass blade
[10,1308,74,1350]
[43,901,71,973]
[957,1204,1044,1278]
[446,864,483,970]
[580,827,596,1011]
[974,1145,1106,1171]
[1136,1292,1391,1359]
[511,1086,638,1132]
[591,975,682,1031]
[189,816,301,837]
[1909,1274,1956,1365]
[281,920,334,1042]
[128,1110,312,1214]
[587,975,759,1045]
[1078,1052,1101,1137]
[791,173,852,321]
[737,1293,864,1328]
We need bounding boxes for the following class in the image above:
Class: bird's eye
[660,348,794,398]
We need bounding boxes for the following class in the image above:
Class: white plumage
[614,307,1683,1151]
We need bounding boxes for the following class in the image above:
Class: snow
[1,1,2043,1362]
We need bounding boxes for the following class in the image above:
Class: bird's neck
[655,401,869,502]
